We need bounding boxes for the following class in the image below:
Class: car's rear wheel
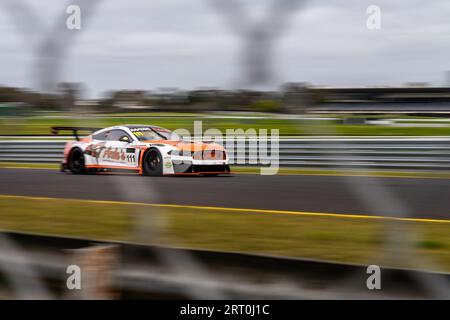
[68,148,86,174]
[143,149,163,176]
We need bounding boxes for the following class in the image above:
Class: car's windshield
[129,127,179,141]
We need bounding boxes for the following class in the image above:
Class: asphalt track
[1,168,450,220]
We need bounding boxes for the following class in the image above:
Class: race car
[52,125,231,176]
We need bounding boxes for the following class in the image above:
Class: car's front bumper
[172,162,231,174]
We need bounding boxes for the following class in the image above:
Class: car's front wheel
[143,149,163,176]
[68,148,86,174]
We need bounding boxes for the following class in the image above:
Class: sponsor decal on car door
[125,147,139,167]
[99,130,138,168]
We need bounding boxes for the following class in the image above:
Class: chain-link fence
[0,0,449,299]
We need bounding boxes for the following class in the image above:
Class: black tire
[68,148,86,174]
[143,149,163,176]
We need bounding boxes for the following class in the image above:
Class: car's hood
[139,140,225,152]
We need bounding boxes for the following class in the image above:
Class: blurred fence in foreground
[2,137,450,170]
[1,231,448,299]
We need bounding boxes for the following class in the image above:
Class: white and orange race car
[52,125,231,176]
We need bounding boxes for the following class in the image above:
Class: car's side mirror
[119,136,130,143]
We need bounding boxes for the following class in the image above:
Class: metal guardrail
[2,138,450,169]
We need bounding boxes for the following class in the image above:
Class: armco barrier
[1,137,450,169]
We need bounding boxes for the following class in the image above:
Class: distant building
[0,102,30,117]
[112,90,148,110]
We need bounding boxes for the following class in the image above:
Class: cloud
[0,0,449,96]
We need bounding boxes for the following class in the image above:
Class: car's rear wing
[51,127,101,141]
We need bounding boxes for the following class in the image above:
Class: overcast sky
[1,0,450,97]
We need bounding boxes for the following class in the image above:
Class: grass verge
[3,116,450,136]
[0,196,449,272]
[1,162,450,180]
[0,162,59,169]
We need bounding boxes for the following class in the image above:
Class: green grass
[232,167,450,179]
[332,125,450,136]
[418,240,445,249]
[0,162,59,169]
[0,117,300,135]
[3,115,450,136]
[0,196,449,272]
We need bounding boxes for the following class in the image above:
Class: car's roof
[95,124,169,132]
[125,124,166,130]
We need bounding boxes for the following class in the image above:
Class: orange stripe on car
[137,146,149,175]
[86,165,140,171]
[139,140,225,152]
